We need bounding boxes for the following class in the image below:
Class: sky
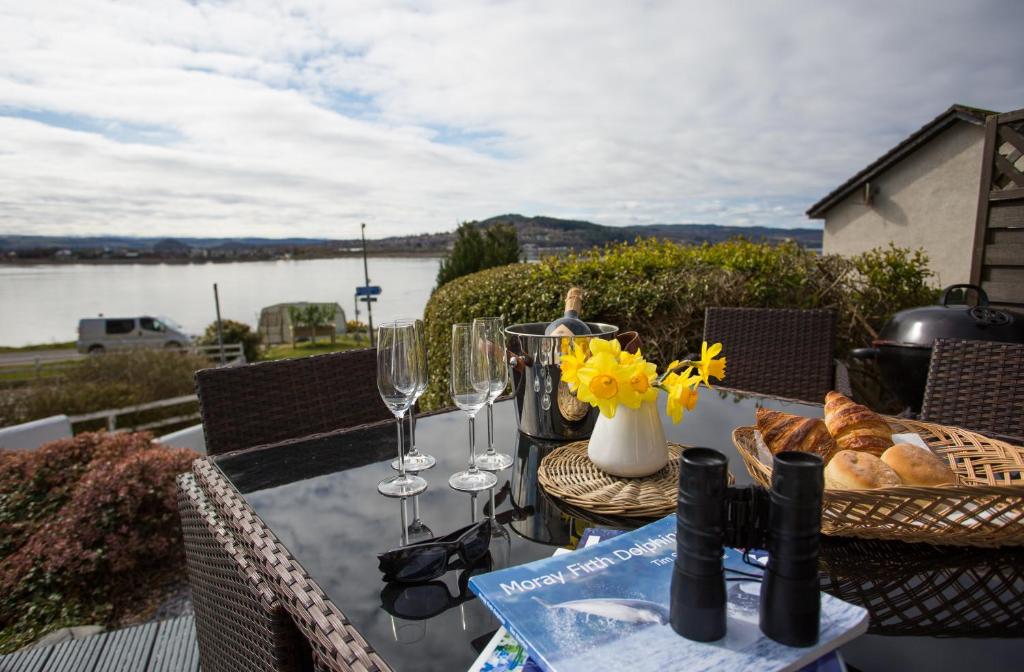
[0,1,1022,239]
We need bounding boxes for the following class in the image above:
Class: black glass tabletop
[214,393,1024,672]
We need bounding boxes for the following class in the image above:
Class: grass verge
[262,335,369,360]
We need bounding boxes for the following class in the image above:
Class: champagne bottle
[545,287,592,336]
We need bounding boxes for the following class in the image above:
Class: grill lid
[876,284,1024,349]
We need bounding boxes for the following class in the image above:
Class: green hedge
[421,238,937,410]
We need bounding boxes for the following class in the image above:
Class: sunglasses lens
[461,523,491,563]
[392,546,449,583]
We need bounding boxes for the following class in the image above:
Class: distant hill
[0,215,822,261]
[472,214,822,249]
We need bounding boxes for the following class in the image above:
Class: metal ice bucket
[505,321,618,441]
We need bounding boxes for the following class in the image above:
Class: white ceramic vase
[587,400,668,477]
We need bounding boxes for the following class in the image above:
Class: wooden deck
[0,615,199,672]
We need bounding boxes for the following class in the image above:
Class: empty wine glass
[449,323,498,492]
[472,317,513,471]
[376,322,428,498]
[392,319,437,472]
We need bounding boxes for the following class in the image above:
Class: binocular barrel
[670,447,728,642]
[670,447,825,647]
[760,451,824,647]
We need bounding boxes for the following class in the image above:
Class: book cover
[469,515,866,672]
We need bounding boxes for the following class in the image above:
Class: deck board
[147,616,199,672]
[0,615,199,672]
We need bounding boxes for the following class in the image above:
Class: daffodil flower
[576,351,632,418]
[559,340,589,391]
[664,369,701,423]
[697,341,726,387]
[588,337,622,358]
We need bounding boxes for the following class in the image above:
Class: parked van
[77,316,192,354]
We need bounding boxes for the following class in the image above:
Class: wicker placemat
[538,441,733,518]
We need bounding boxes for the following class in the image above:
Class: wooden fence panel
[972,110,1024,310]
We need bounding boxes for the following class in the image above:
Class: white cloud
[0,0,1021,238]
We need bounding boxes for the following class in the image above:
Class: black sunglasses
[379,551,493,620]
[378,519,492,583]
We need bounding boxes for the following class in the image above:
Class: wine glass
[449,323,498,492]
[392,319,437,472]
[376,323,428,498]
[472,317,513,471]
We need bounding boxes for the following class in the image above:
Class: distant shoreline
[0,251,445,266]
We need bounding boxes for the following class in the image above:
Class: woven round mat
[538,441,733,519]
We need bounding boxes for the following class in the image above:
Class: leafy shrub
[0,432,198,652]
[421,239,937,410]
[346,319,367,332]
[199,319,262,363]
[0,349,209,429]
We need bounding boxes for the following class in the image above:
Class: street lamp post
[361,223,374,347]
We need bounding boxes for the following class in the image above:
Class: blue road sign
[355,285,382,297]
[358,296,378,303]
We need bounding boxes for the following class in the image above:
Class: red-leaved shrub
[0,432,198,647]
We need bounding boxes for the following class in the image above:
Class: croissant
[823,391,893,457]
[756,408,838,463]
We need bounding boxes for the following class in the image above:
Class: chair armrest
[834,359,853,397]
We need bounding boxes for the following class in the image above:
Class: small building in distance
[258,302,347,345]
[807,104,995,287]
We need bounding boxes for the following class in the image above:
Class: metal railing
[68,394,200,432]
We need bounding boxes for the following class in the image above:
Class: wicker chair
[192,459,392,672]
[195,348,391,456]
[177,473,312,672]
[920,338,1024,442]
[703,307,844,403]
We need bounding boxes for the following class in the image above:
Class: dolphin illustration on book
[532,596,669,625]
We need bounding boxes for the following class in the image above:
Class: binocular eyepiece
[669,447,824,647]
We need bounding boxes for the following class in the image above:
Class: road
[0,348,84,366]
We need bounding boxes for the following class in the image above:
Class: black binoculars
[669,447,824,647]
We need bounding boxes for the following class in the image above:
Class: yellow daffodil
[576,351,633,418]
[559,340,589,391]
[697,341,726,386]
[588,337,622,358]
[664,368,701,423]
[626,359,659,405]
[618,347,643,365]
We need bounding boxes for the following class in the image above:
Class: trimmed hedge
[421,239,937,410]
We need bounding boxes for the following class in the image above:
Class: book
[469,515,867,672]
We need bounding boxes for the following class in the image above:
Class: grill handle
[939,284,989,307]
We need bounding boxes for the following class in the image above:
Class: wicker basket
[734,418,1024,547]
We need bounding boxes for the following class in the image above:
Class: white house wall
[821,123,986,287]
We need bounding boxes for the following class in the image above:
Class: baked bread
[824,450,903,490]
[881,443,956,486]
[756,407,838,463]
[824,391,893,456]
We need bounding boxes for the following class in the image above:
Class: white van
[77,316,192,354]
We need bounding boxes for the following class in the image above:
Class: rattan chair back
[196,348,391,455]
[177,473,312,672]
[921,338,1024,442]
[703,307,837,403]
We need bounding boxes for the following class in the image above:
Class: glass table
[212,393,1024,672]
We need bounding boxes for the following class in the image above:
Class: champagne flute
[392,319,436,472]
[472,317,513,471]
[376,323,428,498]
[449,323,498,492]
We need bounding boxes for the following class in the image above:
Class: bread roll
[756,407,838,463]
[824,450,903,490]
[824,391,893,456]
[881,443,955,486]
